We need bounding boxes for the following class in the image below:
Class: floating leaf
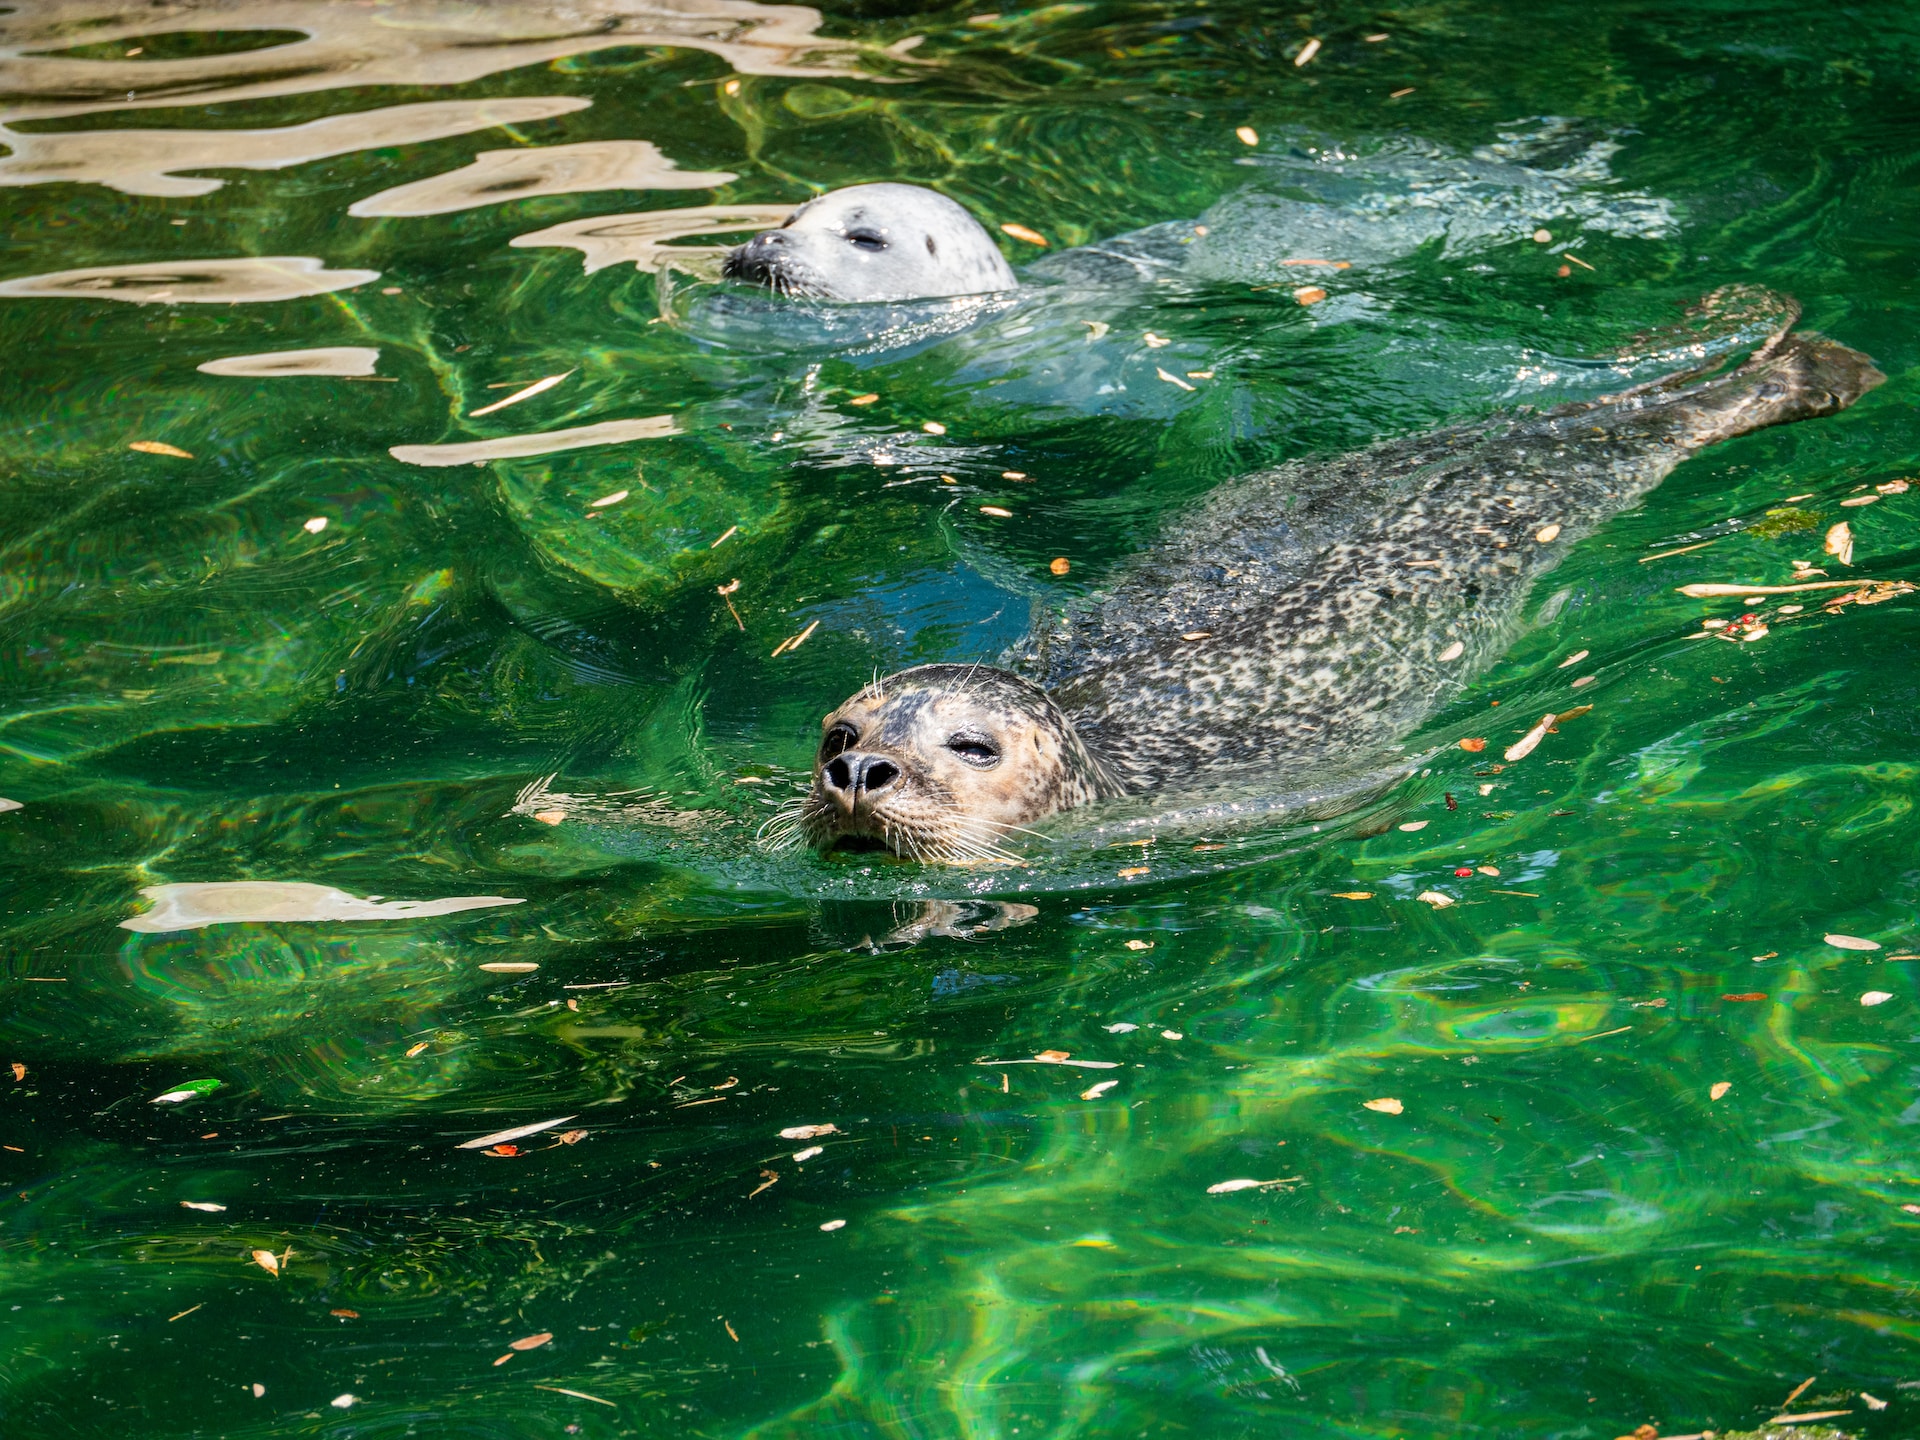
[1710,1082,1731,1101]
[1826,520,1855,566]
[1207,1176,1300,1194]
[1294,285,1328,305]
[250,1249,280,1275]
[509,1332,553,1351]
[1235,125,1259,146]
[1081,1080,1119,1100]
[456,1115,576,1150]
[1458,737,1487,751]
[1124,939,1154,951]
[1862,991,1894,1007]
[1825,933,1881,951]
[1398,820,1428,832]
[1415,891,1455,908]
[1363,1097,1404,1115]
[151,1078,223,1104]
[1504,713,1557,762]
[779,1123,839,1140]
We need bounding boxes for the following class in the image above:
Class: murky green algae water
[2,1,1920,1435]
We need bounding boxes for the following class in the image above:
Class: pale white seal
[722,182,1016,301]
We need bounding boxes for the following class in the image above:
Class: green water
[3,1,1919,1435]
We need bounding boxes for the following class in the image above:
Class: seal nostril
[862,759,899,792]
[825,756,852,790]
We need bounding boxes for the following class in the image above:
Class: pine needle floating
[456,1115,576,1150]
[770,619,820,657]
[469,370,572,417]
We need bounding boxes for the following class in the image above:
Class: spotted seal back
[788,291,1883,858]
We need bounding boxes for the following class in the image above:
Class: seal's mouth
[719,246,833,300]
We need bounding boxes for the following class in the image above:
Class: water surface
[3,2,1919,1435]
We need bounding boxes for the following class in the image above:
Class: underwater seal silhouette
[761,283,1882,863]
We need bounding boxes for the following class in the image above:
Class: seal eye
[820,724,857,761]
[846,229,887,252]
[945,734,999,767]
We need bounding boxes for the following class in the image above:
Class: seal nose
[822,751,901,811]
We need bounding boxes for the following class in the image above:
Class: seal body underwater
[722,182,1017,302]
[776,290,1883,860]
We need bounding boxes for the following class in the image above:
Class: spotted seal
[782,290,1882,861]
[721,182,1016,301]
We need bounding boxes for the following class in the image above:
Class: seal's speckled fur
[797,291,1882,858]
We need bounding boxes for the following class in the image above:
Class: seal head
[793,664,1118,861]
[722,183,1018,302]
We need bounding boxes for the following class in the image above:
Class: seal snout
[821,749,903,817]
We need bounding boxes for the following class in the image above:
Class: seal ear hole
[820,723,857,761]
[946,734,1000,767]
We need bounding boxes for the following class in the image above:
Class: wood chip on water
[1826,520,1855,566]
[457,1115,577,1150]
[1862,991,1893,1007]
[1825,933,1880,951]
[1000,223,1048,246]
[1294,286,1328,305]
[509,1332,553,1351]
[1504,713,1557,762]
[1363,1097,1404,1114]
[1235,125,1259,145]
[779,1123,838,1139]
[469,370,572,417]
[1293,37,1320,65]
[130,440,193,458]
[1416,891,1454,908]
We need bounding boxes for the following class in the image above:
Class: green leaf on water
[151,1078,223,1104]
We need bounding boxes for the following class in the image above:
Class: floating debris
[457,1116,577,1150]
[509,1333,553,1351]
[1862,991,1894,1007]
[1330,891,1374,900]
[1103,1022,1140,1033]
[779,1124,839,1140]
[1398,820,1428,832]
[478,961,539,973]
[1825,520,1855,566]
[129,440,193,458]
[1458,737,1487,752]
[1415,891,1455,908]
[820,1219,847,1231]
[1504,713,1557,762]
[1157,367,1196,391]
[980,505,1013,518]
[1207,1176,1301,1193]
[152,1078,223,1104]
[1081,1080,1119,1100]
[847,393,879,406]
[1050,557,1071,575]
[922,421,946,435]
[974,1053,1119,1070]
[591,488,629,509]
[1826,933,1881,951]
[1293,38,1321,66]
[1840,495,1879,508]
[771,619,821,656]
[390,415,678,467]
[251,1249,281,1275]
[792,1145,823,1162]
[1235,126,1259,146]
[122,881,522,933]
[1710,1082,1732,1100]
[1000,223,1048,246]
[1294,285,1328,305]
[1363,1097,1404,1115]
[181,1200,227,1212]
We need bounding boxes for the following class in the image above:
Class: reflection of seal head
[794,665,1119,861]
[722,183,1017,301]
